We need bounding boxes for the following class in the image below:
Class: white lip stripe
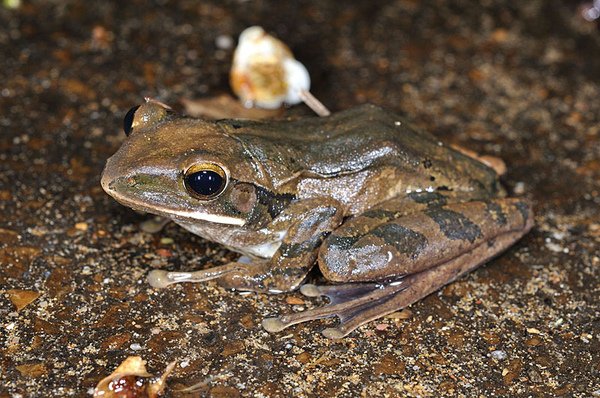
[168,209,246,225]
[106,190,245,226]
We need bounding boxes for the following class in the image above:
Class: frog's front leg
[263,198,533,338]
[148,198,344,293]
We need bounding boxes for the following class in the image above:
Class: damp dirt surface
[1,1,599,397]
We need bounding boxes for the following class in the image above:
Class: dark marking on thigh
[408,191,448,207]
[425,207,482,243]
[371,223,428,259]
[361,209,400,221]
[272,265,311,280]
[280,233,327,258]
[325,234,361,251]
[486,202,507,225]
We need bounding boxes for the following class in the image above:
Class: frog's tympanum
[101,101,533,338]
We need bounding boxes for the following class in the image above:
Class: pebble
[215,35,233,50]
[513,181,526,195]
[285,296,305,305]
[74,222,88,231]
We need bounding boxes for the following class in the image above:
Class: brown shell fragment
[93,356,176,398]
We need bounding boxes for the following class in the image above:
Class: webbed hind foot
[262,280,408,339]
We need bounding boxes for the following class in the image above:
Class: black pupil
[186,170,224,197]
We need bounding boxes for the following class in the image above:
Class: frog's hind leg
[263,198,533,338]
[263,226,529,338]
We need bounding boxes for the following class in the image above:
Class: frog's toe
[261,317,288,333]
[299,284,321,297]
[262,281,407,338]
[300,281,394,305]
[147,270,174,288]
[148,270,215,288]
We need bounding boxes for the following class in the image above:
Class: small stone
[545,241,565,253]
[239,314,255,329]
[75,222,88,231]
[490,28,509,43]
[525,337,542,346]
[490,350,507,360]
[527,328,541,334]
[375,323,389,331]
[215,34,233,50]
[513,181,526,195]
[285,296,305,305]
[528,369,542,383]
[295,351,311,364]
[155,248,172,257]
[580,333,593,343]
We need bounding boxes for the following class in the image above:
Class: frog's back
[225,104,502,203]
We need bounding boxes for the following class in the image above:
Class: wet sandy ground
[1,1,599,397]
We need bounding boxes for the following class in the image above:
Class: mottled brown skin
[101,101,533,338]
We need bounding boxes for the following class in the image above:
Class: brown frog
[101,101,533,338]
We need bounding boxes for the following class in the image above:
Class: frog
[101,100,533,339]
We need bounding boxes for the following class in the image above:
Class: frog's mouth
[101,172,246,226]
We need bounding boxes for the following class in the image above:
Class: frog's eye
[123,100,173,136]
[123,105,140,136]
[184,163,228,200]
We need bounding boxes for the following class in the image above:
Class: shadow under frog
[101,101,533,339]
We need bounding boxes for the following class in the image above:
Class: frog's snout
[100,156,120,196]
[100,163,113,195]
[100,148,141,197]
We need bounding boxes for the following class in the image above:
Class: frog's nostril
[100,168,114,193]
[126,176,136,187]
